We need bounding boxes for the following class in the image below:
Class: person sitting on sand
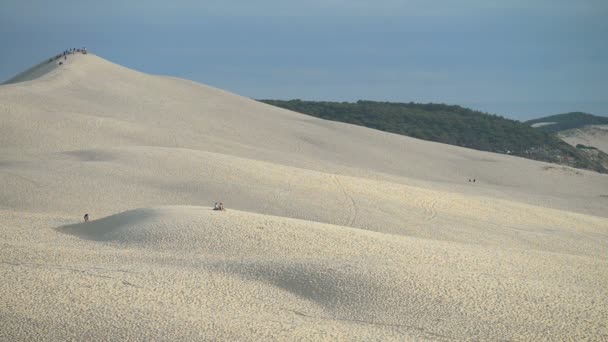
[219,202,226,211]
[84,214,89,222]
[213,202,220,210]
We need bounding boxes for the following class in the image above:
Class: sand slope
[1,206,605,340]
[559,125,608,153]
[1,56,63,85]
[1,54,607,340]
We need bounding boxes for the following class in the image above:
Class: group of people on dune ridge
[49,47,87,65]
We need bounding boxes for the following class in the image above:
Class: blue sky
[1,0,606,120]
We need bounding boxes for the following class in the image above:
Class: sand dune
[1,54,607,340]
[559,125,608,153]
[1,55,605,215]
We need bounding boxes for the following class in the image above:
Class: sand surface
[559,125,608,154]
[1,54,607,341]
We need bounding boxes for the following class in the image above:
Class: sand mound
[56,205,410,257]
[56,206,430,333]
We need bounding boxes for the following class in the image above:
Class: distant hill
[527,112,608,170]
[526,112,608,133]
[558,126,608,154]
[259,100,607,173]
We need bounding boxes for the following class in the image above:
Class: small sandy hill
[1,53,607,340]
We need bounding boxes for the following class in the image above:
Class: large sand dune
[1,54,607,340]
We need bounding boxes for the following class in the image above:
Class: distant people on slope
[213,202,226,211]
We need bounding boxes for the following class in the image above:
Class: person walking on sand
[84,213,89,222]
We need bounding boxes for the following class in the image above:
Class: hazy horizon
[1,0,606,120]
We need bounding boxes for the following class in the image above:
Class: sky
[1,0,606,120]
